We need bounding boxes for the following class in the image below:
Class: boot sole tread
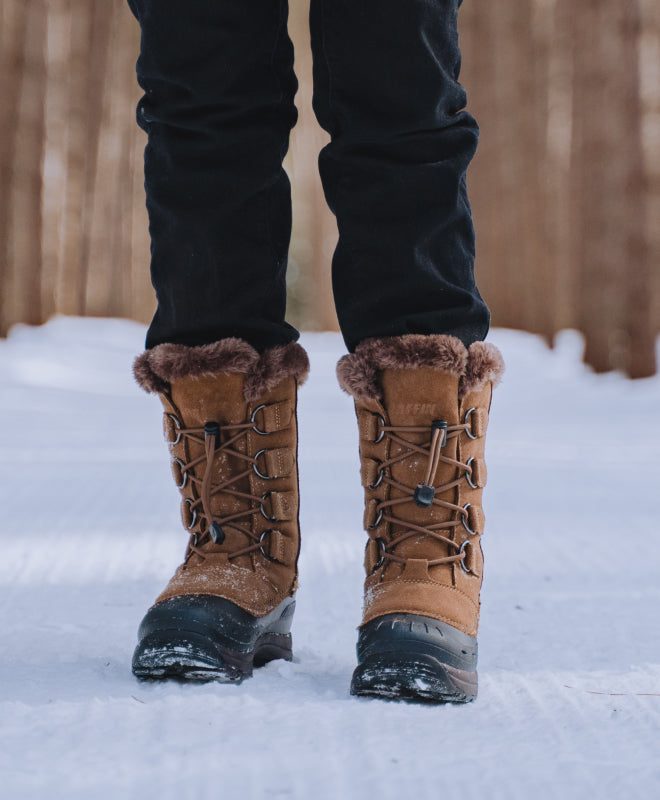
[133,631,292,683]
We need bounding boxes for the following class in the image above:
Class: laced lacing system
[368,410,479,574]
[168,406,284,564]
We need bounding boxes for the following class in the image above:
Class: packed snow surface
[1,318,659,799]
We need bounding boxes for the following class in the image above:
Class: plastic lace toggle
[204,421,220,441]
[210,522,225,545]
[431,419,448,446]
[413,420,448,508]
[413,483,435,508]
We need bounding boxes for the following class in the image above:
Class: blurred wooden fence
[1,0,658,376]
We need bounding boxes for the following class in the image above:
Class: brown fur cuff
[134,339,310,401]
[337,334,503,401]
[461,342,505,397]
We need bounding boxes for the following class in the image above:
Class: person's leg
[310,0,488,351]
[127,0,309,682]
[310,0,503,703]
[128,0,299,352]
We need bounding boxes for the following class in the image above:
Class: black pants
[127,0,489,353]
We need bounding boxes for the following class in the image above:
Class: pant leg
[128,0,299,352]
[309,0,489,351]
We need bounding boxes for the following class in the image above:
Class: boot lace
[369,417,476,573]
[170,411,284,563]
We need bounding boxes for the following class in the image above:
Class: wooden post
[6,0,47,329]
[0,0,30,335]
[623,0,655,378]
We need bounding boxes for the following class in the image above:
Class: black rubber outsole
[350,613,478,704]
[351,656,477,704]
[132,595,295,683]
[133,631,293,683]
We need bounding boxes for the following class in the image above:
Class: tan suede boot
[337,335,504,703]
[131,338,309,682]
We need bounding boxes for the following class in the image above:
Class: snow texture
[1,317,659,799]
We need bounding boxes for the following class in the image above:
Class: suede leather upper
[340,336,503,637]
[142,363,304,619]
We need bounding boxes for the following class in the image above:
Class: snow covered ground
[1,317,659,799]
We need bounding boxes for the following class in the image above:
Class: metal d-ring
[251,404,269,435]
[252,449,272,480]
[465,456,478,489]
[463,407,477,440]
[369,466,385,489]
[369,507,384,529]
[260,492,278,522]
[461,503,476,536]
[184,497,198,531]
[373,414,386,444]
[458,539,474,575]
[172,457,188,490]
[373,538,386,571]
[166,413,182,445]
[259,529,276,562]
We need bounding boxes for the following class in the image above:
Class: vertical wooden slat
[496,0,547,336]
[639,0,660,350]
[85,1,132,317]
[77,0,114,315]
[623,0,655,378]
[547,0,577,333]
[529,0,556,341]
[41,0,71,322]
[7,0,47,328]
[56,0,95,314]
[0,0,30,335]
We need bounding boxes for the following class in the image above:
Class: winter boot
[337,335,504,703]
[131,339,309,682]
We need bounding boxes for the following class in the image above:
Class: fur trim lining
[244,343,311,402]
[460,342,505,398]
[337,334,503,401]
[337,334,468,401]
[133,339,309,400]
